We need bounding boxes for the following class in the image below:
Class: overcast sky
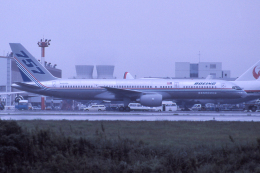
[0,0,260,79]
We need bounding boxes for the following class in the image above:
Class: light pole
[37,38,51,110]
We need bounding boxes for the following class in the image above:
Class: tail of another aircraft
[9,43,57,86]
[236,60,260,81]
[123,72,134,79]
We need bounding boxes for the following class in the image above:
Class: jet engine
[15,95,24,103]
[140,94,162,107]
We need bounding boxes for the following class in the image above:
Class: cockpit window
[232,86,242,90]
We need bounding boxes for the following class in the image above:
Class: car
[32,106,41,110]
[83,105,106,111]
[54,106,61,110]
[45,106,52,110]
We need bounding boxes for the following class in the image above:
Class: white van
[128,101,177,112]
[152,101,177,111]
[83,105,106,111]
[128,103,150,111]
[163,101,177,111]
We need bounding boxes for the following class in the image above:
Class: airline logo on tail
[253,66,260,79]
[16,51,45,74]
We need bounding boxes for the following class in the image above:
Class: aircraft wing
[0,91,26,95]
[103,87,142,98]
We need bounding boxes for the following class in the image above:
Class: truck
[160,101,178,111]
[128,101,178,112]
[244,99,260,112]
[15,100,32,110]
[190,103,215,111]
[190,104,205,111]
[128,103,151,111]
[190,103,245,112]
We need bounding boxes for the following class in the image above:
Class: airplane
[9,43,246,111]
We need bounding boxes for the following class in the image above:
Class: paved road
[1,110,260,121]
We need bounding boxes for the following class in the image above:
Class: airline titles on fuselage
[194,82,216,85]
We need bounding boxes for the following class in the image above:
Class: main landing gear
[118,98,131,112]
[119,106,131,112]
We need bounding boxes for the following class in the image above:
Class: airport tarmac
[1,111,260,121]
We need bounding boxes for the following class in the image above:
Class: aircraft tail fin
[9,43,57,84]
[236,60,260,81]
[123,72,134,79]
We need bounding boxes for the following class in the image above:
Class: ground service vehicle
[190,104,205,111]
[129,101,177,111]
[128,103,150,111]
[161,101,178,111]
[83,105,106,111]
[244,100,260,112]
[15,100,32,110]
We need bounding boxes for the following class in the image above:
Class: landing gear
[125,107,130,112]
[119,106,131,112]
[118,98,131,112]
[249,106,257,112]
[119,107,125,112]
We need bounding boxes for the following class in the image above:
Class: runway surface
[1,110,260,121]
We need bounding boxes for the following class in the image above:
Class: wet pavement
[0,110,260,121]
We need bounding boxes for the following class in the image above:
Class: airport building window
[210,64,216,69]
[190,64,198,78]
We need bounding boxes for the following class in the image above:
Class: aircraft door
[221,83,226,89]
[52,81,56,88]
[174,82,179,88]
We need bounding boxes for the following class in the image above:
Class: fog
[0,1,259,79]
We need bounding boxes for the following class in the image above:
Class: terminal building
[75,65,94,79]
[96,65,115,79]
[75,65,115,79]
[175,62,232,79]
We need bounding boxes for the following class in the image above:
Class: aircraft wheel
[251,106,257,112]
[119,107,125,112]
[125,107,130,112]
